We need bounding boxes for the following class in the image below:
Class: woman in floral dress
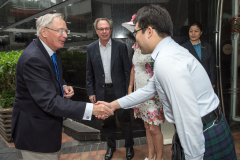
[122,14,165,160]
[128,42,165,160]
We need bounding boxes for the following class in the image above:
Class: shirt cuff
[82,103,93,120]
[63,85,67,87]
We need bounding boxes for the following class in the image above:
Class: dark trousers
[102,86,134,149]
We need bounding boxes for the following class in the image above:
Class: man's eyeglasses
[97,27,111,32]
[132,28,146,37]
[45,27,70,35]
[132,27,155,37]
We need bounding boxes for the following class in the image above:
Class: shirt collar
[99,38,112,47]
[190,39,201,45]
[39,38,55,57]
[151,36,172,61]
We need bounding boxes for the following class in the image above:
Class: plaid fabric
[181,113,236,160]
[203,114,236,160]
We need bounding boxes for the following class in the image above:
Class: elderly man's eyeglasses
[45,27,70,35]
[132,28,146,37]
[97,27,111,32]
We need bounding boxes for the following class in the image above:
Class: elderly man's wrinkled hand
[95,115,108,120]
[92,103,114,119]
[63,86,74,98]
[95,101,114,110]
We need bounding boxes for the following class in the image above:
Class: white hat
[122,14,136,33]
[122,21,135,33]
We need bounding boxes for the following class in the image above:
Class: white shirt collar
[39,38,55,57]
[99,38,112,47]
[151,36,172,61]
[190,39,201,45]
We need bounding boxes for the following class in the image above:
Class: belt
[201,107,221,126]
[105,83,113,87]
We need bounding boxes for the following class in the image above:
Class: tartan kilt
[203,114,236,160]
[181,113,237,160]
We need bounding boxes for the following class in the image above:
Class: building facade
[1,0,240,139]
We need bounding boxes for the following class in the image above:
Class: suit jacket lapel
[55,50,64,85]
[111,39,117,69]
[34,38,58,82]
[187,40,201,62]
[95,40,104,71]
[200,41,207,63]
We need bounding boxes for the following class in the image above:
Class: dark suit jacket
[86,39,131,100]
[182,40,216,85]
[11,38,87,153]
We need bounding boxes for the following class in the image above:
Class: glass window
[0,0,213,87]
[0,0,67,29]
[0,0,8,5]
[0,0,215,92]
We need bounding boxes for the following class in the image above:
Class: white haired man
[11,13,113,160]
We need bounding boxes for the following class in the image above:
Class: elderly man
[98,5,237,160]
[86,18,134,160]
[11,13,113,160]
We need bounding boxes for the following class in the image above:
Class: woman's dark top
[182,40,216,85]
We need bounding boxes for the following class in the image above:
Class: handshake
[92,101,117,120]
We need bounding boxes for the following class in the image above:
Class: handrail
[0,0,10,9]
[218,0,226,116]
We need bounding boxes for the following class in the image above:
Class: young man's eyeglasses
[132,27,155,37]
[45,27,70,35]
[132,28,146,37]
[97,27,111,32]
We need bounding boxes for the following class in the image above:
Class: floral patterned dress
[132,43,165,125]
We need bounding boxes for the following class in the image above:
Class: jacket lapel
[34,38,58,82]
[200,41,207,63]
[95,40,104,71]
[187,40,201,62]
[111,39,117,69]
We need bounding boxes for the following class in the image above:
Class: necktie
[51,53,64,97]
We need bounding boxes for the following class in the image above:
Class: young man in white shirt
[98,4,237,160]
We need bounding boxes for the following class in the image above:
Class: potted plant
[0,50,22,141]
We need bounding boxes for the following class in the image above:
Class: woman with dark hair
[182,22,216,88]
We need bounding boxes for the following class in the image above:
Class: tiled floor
[58,144,172,160]
[2,132,240,160]
[60,132,240,160]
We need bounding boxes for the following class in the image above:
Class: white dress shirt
[99,39,112,83]
[118,36,219,160]
[39,38,93,120]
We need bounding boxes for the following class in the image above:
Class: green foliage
[0,50,22,108]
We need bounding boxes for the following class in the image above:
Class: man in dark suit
[11,13,113,160]
[86,18,134,160]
